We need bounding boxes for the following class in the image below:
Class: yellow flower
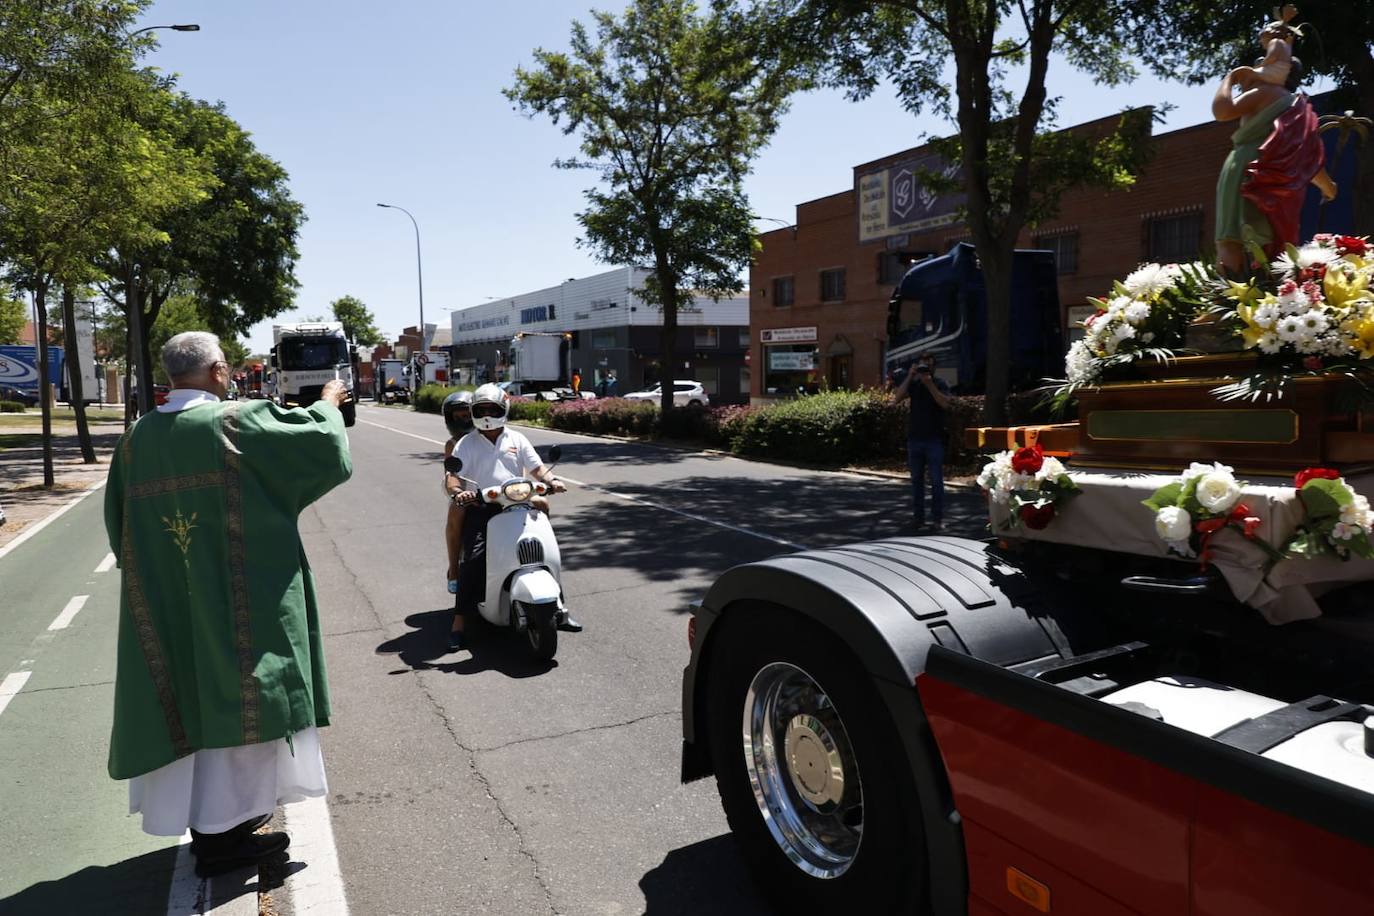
[1325,261,1371,309]
[1235,302,1269,349]
[1346,312,1374,359]
[1224,279,1262,308]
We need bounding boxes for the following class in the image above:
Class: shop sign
[458,314,512,332]
[857,153,964,243]
[760,326,817,344]
[768,351,816,371]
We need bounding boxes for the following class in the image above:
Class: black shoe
[448,627,466,652]
[192,830,290,877]
[558,615,583,633]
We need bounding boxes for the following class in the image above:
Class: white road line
[359,418,805,550]
[0,670,33,719]
[0,479,106,563]
[283,795,350,915]
[47,595,89,631]
[94,552,117,573]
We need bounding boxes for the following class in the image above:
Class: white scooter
[445,447,571,661]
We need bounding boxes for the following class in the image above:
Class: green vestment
[104,399,352,780]
[1215,92,1294,246]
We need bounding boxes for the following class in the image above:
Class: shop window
[696,365,720,395]
[773,276,795,306]
[1145,211,1202,263]
[694,327,719,348]
[820,268,846,302]
[738,328,750,348]
[592,330,617,349]
[764,343,821,395]
[740,366,751,396]
[1034,232,1079,274]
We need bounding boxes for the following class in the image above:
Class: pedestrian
[605,369,618,397]
[571,367,582,397]
[104,331,352,877]
[892,351,952,532]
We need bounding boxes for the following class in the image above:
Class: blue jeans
[906,437,945,525]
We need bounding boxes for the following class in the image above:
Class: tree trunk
[61,287,96,463]
[33,284,55,488]
[654,253,678,415]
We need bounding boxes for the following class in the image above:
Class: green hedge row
[412,384,474,414]
[0,401,26,413]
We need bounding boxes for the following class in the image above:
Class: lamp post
[124,23,200,416]
[376,203,426,350]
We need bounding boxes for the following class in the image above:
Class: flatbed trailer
[680,535,1374,914]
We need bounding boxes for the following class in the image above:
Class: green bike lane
[0,486,181,913]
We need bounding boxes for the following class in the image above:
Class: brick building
[750,99,1360,400]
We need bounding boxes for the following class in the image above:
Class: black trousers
[455,504,500,618]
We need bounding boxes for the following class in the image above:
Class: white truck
[507,332,579,399]
[270,322,357,426]
[377,357,410,404]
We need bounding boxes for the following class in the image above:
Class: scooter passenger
[445,383,582,651]
[441,391,475,597]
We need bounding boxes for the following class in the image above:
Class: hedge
[0,401,25,413]
[412,384,473,414]
[548,397,659,436]
[508,398,551,426]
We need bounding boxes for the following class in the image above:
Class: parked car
[0,385,39,407]
[623,380,710,408]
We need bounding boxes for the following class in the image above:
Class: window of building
[591,330,616,349]
[694,327,719,348]
[763,343,820,395]
[1145,211,1203,263]
[820,268,846,302]
[740,366,751,397]
[696,365,720,396]
[739,328,750,348]
[1034,232,1079,275]
[773,276,795,306]
[877,252,909,284]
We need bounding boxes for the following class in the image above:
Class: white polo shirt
[453,427,543,491]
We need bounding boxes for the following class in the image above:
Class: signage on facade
[520,304,555,324]
[768,351,816,371]
[760,326,817,344]
[590,299,617,311]
[857,153,964,243]
[458,314,512,332]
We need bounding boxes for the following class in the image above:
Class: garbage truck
[269,322,357,426]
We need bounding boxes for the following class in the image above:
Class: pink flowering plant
[1283,467,1374,560]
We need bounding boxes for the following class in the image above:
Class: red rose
[1019,503,1056,530]
[1010,444,1044,475]
[1294,467,1341,489]
[1336,236,1368,256]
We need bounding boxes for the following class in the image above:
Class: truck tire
[706,606,930,914]
[341,400,356,427]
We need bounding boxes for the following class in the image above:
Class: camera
[915,364,931,375]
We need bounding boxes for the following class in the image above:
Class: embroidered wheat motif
[161,509,198,566]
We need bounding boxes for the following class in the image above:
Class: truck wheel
[707,607,929,914]
[341,401,356,427]
[524,603,558,662]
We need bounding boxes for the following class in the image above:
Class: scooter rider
[441,391,475,598]
[445,384,582,651]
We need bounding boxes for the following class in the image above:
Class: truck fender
[683,536,1070,916]
[510,568,561,607]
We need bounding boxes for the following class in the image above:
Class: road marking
[0,670,33,719]
[358,417,805,550]
[47,595,89,631]
[165,834,258,915]
[283,795,350,915]
[0,479,106,563]
[94,552,117,573]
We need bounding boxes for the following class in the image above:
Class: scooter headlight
[503,480,534,503]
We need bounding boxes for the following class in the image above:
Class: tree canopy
[0,285,25,344]
[508,0,802,410]
[331,295,383,345]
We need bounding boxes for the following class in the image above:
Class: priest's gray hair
[162,331,225,380]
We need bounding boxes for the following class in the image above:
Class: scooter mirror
[444,455,463,475]
[547,445,562,464]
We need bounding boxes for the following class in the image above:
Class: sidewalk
[0,420,121,549]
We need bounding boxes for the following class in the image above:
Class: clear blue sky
[135,2,1326,354]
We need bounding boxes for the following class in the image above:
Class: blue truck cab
[885,242,1062,392]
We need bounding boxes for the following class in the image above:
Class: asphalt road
[0,402,987,915]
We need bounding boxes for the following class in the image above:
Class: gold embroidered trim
[129,471,225,499]
[221,402,259,744]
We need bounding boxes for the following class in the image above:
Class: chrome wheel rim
[743,662,863,878]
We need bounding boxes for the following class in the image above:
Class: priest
[104,331,352,876]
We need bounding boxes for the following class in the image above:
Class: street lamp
[376,203,426,350]
[124,23,200,416]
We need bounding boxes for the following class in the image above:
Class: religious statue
[1212,5,1337,277]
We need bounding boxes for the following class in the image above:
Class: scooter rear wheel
[524,602,558,662]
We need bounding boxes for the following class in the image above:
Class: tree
[1119,3,1374,236]
[507,0,802,412]
[775,0,1153,424]
[146,292,249,383]
[0,285,25,343]
[330,295,383,345]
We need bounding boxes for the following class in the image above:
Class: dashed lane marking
[94,552,117,573]
[357,418,806,550]
[47,595,89,631]
[0,670,33,719]
[0,479,106,563]
[283,795,350,915]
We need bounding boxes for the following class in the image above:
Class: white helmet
[470,383,509,431]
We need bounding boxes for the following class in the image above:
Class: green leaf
[1142,481,1183,512]
[1299,481,1347,520]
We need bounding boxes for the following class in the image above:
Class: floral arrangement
[1283,467,1374,559]
[1142,462,1267,564]
[977,444,1080,530]
[1063,261,1215,387]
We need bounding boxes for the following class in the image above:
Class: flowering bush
[1283,467,1374,559]
[548,397,659,436]
[976,444,1080,530]
[1142,462,1266,563]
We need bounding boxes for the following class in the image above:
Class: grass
[0,408,126,429]
[0,433,40,451]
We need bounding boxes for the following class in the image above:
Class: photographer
[893,351,951,533]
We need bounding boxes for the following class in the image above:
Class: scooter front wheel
[523,602,558,662]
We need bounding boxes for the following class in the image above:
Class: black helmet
[442,391,474,438]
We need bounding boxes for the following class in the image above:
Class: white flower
[1258,332,1282,354]
[1037,456,1067,483]
[1296,333,1324,354]
[1276,315,1304,342]
[1332,521,1358,541]
[1299,309,1330,335]
[1064,339,1097,384]
[1253,303,1281,328]
[1339,493,1371,529]
[1274,245,1338,277]
[1196,470,1242,514]
[1106,295,1132,316]
[1111,322,1137,344]
[1124,263,1181,299]
[1141,331,1156,343]
[1276,287,1308,315]
[1124,302,1152,325]
[1182,461,1232,483]
[1155,506,1192,542]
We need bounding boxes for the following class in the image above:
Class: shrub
[549,397,659,436]
[509,397,551,426]
[725,389,908,466]
[0,401,25,413]
[413,384,474,414]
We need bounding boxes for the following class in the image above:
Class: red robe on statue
[1242,94,1325,256]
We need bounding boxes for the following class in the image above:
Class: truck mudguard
[683,536,1073,916]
